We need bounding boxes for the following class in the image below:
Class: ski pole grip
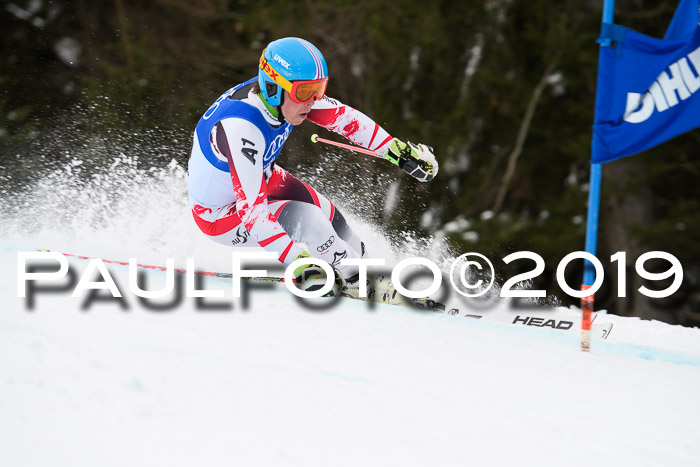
[309,134,381,157]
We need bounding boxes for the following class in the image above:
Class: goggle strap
[259,52,293,92]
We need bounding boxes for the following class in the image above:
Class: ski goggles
[259,53,328,104]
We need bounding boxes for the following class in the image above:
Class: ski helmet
[258,37,329,107]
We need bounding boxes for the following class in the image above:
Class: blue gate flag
[592,0,700,163]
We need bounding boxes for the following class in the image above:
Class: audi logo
[317,236,335,252]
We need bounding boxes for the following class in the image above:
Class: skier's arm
[213,117,306,265]
[307,96,438,182]
[307,95,394,155]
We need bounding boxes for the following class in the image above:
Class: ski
[35,249,615,341]
[37,249,614,339]
[437,302,614,340]
[38,249,451,313]
[35,249,614,340]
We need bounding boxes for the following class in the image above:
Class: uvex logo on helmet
[274,54,291,70]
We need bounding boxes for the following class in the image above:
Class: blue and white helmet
[258,37,329,107]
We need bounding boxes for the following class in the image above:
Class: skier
[187,37,438,302]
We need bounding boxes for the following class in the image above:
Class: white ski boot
[339,273,366,300]
[371,274,405,305]
[340,273,406,305]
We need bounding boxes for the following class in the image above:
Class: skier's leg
[275,200,362,280]
[191,202,248,246]
[191,198,362,280]
[191,198,305,248]
[192,200,401,303]
[267,166,365,256]
[265,167,405,302]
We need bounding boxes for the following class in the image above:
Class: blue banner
[592,0,700,163]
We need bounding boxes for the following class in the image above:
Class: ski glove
[384,138,439,182]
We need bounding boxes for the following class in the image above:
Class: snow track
[2,247,700,467]
[1,153,699,466]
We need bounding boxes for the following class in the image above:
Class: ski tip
[310,133,318,143]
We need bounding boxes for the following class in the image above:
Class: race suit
[187,78,393,278]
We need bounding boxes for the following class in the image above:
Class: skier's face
[281,91,315,125]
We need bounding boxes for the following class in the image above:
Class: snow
[2,159,700,466]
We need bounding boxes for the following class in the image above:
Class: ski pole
[39,249,291,283]
[310,134,381,157]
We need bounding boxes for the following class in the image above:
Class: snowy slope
[1,158,700,467]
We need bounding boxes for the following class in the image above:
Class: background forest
[1,0,698,325]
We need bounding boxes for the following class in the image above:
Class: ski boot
[340,273,405,305]
[297,266,341,297]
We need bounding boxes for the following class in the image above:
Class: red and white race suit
[188,79,393,278]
